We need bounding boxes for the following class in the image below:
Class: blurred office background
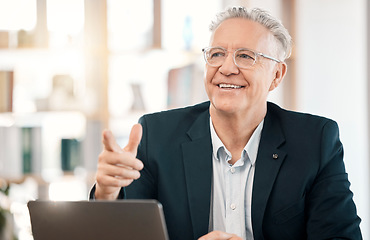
[0,0,368,239]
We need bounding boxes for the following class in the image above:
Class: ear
[269,62,287,91]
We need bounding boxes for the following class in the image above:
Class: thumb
[123,123,142,156]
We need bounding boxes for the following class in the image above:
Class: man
[91,6,362,240]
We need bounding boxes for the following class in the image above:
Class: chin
[211,100,244,115]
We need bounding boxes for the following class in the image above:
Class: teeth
[219,84,243,89]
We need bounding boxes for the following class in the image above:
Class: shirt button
[230,203,236,210]
[230,167,235,173]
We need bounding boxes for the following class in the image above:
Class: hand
[198,231,242,240]
[95,124,144,200]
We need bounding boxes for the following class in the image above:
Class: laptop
[27,199,169,240]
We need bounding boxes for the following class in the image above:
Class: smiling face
[204,18,286,118]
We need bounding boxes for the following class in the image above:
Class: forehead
[210,18,276,53]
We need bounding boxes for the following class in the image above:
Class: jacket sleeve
[124,115,157,199]
[306,120,362,239]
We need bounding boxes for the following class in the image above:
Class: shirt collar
[210,117,264,166]
[210,118,225,160]
[245,119,264,165]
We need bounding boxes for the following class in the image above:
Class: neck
[210,104,266,164]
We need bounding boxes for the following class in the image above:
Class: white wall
[296,0,369,238]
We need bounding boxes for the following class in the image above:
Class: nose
[218,53,239,75]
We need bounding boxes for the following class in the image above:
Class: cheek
[240,71,273,94]
[204,66,217,82]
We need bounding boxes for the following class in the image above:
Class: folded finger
[96,173,134,188]
[100,150,143,170]
[99,163,141,180]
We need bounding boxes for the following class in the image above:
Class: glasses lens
[235,49,256,68]
[205,47,226,67]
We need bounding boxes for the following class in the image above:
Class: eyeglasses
[202,46,281,69]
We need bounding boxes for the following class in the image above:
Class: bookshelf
[0,0,107,186]
[0,0,210,187]
[0,111,88,180]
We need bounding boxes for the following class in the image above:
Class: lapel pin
[272,153,278,159]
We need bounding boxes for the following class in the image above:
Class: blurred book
[0,71,13,113]
[21,127,42,175]
[0,127,22,179]
[61,138,81,172]
[0,31,9,48]
[0,126,42,179]
[22,128,32,174]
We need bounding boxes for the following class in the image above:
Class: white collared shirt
[209,117,264,240]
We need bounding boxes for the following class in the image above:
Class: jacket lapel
[180,102,287,239]
[252,105,287,240]
[182,109,213,239]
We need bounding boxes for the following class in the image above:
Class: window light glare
[46,0,84,35]
[0,0,37,31]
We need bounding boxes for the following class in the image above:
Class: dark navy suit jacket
[92,101,362,240]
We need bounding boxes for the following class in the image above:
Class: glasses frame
[202,46,281,69]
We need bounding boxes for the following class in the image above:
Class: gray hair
[209,6,292,61]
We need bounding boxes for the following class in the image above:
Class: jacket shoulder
[139,101,210,131]
[267,102,337,127]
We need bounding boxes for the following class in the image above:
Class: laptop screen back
[27,200,169,240]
